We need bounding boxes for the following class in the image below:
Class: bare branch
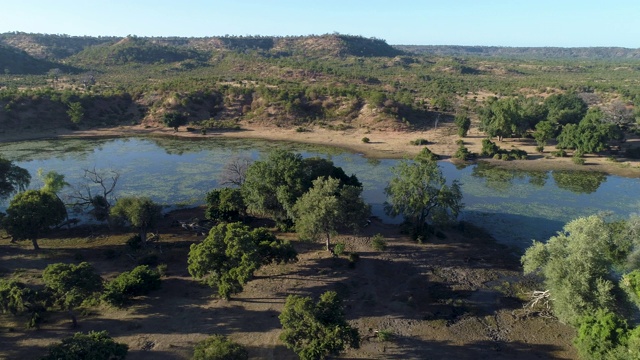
[219,156,252,187]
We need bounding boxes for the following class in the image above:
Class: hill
[396,45,640,59]
[0,44,74,75]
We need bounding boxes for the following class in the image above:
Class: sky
[1,0,639,48]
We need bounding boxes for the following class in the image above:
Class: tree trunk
[325,234,331,251]
[31,238,40,250]
[68,309,78,328]
[140,229,147,246]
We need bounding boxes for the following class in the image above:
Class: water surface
[1,137,638,250]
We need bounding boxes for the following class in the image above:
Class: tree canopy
[2,189,67,250]
[0,156,30,200]
[384,159,463,239]
[521,215,638,325]
[42,262,103,327]
[241,149,361,229]
[110,196,162,244]
[188,222,296,299]
[279,290,359,360]
[293,177,370,251]
[40,331,128,360]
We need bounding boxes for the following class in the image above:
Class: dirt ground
[1,120,639,178]
[0,207,577,360]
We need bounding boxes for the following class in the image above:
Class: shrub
[376,329,394,342]
[371,233,387,251]
[348,253,360,268]
[40,331,128,360]
[552,149,567,157]
[453,144,472,160]
[536,145,545,153]
[361,137,370,143]
[192,334,248,360]
[102,265,161,307]
[410,138,429,146]
[333,242,346,256]
[572,154,586,165]
[501,153,510,161]
[415,147,439,162]
[574,309,629,360]
[481,139,500,157]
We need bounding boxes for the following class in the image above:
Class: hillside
[396,45,640,59]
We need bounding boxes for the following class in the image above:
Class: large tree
[42,262,103,328]
[279,290,359,360]
[241,149,360,229]
[556,108,621,154]
[479,97,525,141]
[521,215,636,325]
[188,222,296,299]
[293,177,370,251]
[110,196,162,244]
[0,156,30,201]
[3,190,67,250]
[384,159,463,239]
[40,331,128,360]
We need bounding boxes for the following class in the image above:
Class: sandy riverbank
[1,122,639,177]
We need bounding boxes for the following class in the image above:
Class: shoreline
[1,123,639,178]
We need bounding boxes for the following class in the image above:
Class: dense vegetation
[2,32,640,359]
[0,33,638,161]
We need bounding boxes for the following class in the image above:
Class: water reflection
[0,137,637,251]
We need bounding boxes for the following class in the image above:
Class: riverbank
[1,122,639,177]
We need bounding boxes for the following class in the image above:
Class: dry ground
[0,208,577,360]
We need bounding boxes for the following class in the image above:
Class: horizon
[3,31,640,50]
[1,0,639,48]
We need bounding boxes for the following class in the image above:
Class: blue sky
[1,0,638,47]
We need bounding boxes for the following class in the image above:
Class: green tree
[279,290,359,360]
[38,169,69,194]
[67,102,84,124]
[188,222,296,299]
[101,265,161,307]
[0,156,30,200]
[292,177,370,251]
[241,150,360,229]
[521,215,633,325]
[454,113,471,137]
[557,108,621,154]
[0,279,49,328]
[192,335,248,360]
[42,262,103,328]
[241,150,306,227]
[205,188,246,222]
[40,331,128,360]
[574,309,629,360]
[3,190,67,250]
[533,120,558,147]
[384,159,463,238]
[110,196,162,245]
[479,97,525,141]
[544,93,588,126]
[162,111,186,130]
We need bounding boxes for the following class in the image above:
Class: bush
[40,331,128,360]
[361,137,370,143]
[371,233,387,251]
[192,334,248,360]
[481,139,500,157]
[536,145,545,153]
[552,149,567,157]
[572,154,586,165]
[102,265,161,307]
[333,242,346,256]
[376,329,394,342]
[574,309,628,360]
[453,144,472,160]
[410,138,429,146]
[415,147,439,162]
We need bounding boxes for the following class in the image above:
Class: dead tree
[69,168,119,221]
[219,156,252,187]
